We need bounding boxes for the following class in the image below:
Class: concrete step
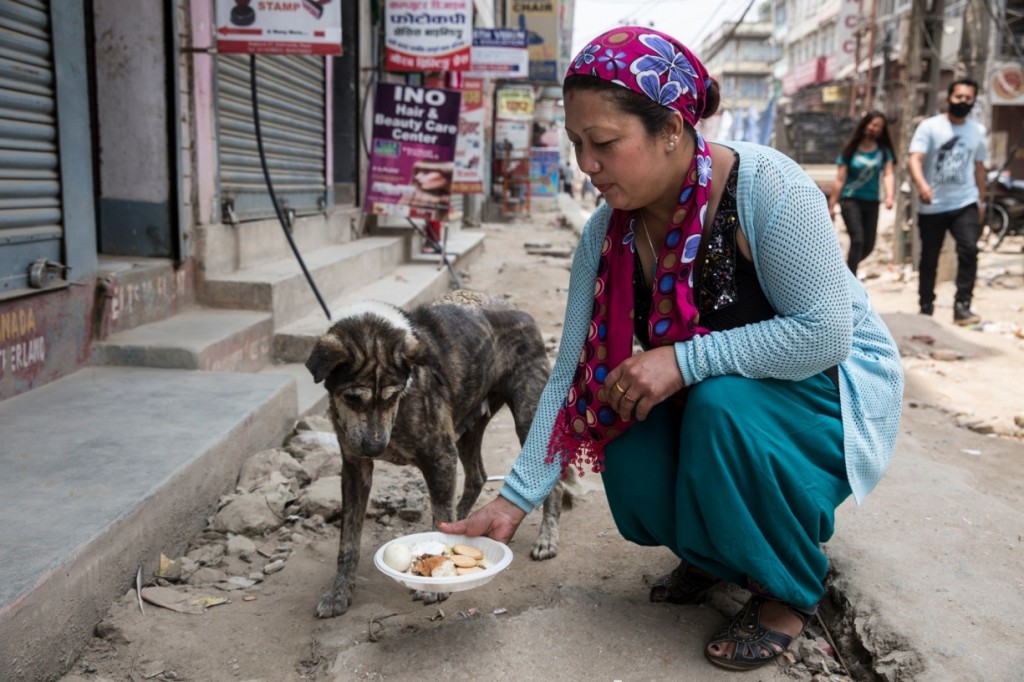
[0,367,297,681]
[201,237,406,327]
[259,361,328,417]
[95,256,195,339]
[272,230,486,364]
[92,308,274,373]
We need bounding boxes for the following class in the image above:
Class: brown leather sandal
[648,560,722,605]
[704,595,817,671]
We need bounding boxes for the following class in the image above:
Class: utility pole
[893,0,946,265]
[959,0,991,84]
[863,0,878,112]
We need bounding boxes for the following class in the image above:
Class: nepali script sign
[365,82,462,219]
[384,0,472,72]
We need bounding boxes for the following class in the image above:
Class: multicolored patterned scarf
[547,27,713,477]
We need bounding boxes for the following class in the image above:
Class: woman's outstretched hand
[437,495,527,546]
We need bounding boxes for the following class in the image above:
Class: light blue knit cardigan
[500,141,904,511]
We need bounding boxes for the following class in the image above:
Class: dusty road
[59,206,1024,682]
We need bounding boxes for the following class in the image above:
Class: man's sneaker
[953,301,980,325]
[919,303,934,316]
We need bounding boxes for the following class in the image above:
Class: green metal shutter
[216,54,327,223]
[0,0,61,293]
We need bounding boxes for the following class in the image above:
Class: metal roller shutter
[216,54,327,223]
[0,0,62,293]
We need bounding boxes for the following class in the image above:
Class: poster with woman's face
[365,82,461,219]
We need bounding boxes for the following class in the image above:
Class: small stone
[264,560,285,574]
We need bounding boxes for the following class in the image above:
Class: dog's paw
[413,590,450,605]
[315,589,352,618]
[530,537,559,561]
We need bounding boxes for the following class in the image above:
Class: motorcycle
[985,169,1024,251]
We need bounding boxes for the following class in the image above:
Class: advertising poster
[506,0,560,82]
[991,61,1024,105]
[384,0,472,72]
[530,147,560,197]
[496,85,535,120]
[365,82,462,219]
[465,28,529,79]
[214,0,342,55]
[452,78,485,195]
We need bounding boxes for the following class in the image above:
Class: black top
[633,156,838,387]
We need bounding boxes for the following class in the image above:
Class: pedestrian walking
[828,111,896,275]
[907,78,988,324]
[441,25,904,672]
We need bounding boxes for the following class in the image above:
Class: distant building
[701,15,776,144]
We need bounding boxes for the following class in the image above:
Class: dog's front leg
[316,456,373,618]
[412,440,460,605]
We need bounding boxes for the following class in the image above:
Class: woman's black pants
[839,198,880,274]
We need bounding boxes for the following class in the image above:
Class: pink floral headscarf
[547,27,713,477]
[566,27,711,128]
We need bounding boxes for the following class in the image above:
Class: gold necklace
[638,209,658,283]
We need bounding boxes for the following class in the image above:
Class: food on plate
[382,542,413,572]
[452,544,484,560]
[382,539,492,579]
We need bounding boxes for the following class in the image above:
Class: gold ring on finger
[615,381,627,394]
[624,394,637,403]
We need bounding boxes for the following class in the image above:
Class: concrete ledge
[0,368,297,681]
[273,230,485,363]
[201,238,405,326]
[93,308,274,372]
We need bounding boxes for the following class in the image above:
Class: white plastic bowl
[373,531,513,593]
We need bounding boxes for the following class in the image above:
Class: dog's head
[306,302,427,457]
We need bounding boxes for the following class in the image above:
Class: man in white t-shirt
[908,78,988,325]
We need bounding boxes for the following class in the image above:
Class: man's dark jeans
[917,203,980,309]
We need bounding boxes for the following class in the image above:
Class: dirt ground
[58,204,1023,682]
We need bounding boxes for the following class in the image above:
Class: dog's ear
[306,334,348,384]
[404,329,446,387]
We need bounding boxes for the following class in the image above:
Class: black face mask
[949,101,974,118]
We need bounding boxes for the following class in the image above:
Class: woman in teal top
[828,111,896,274]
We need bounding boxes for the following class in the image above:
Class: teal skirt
[601,373,851,609]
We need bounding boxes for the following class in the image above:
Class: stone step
[92,308,274,372]
[259,361,328,417]
[0,367,296,681]
[272,230,486,364]
[201,237,407,327]
[95,256,194,339]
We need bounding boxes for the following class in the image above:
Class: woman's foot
[704,596,816,670]
[649,560,722,605]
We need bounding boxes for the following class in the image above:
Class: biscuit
[452,544,484,560]
[456,565,484,576]
[450,554,478,568]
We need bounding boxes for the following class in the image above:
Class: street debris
[139,587,228,615]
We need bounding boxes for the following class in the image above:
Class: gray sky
[570,0,754,56]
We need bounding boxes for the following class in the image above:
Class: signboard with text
[384,0,472,72]
[465,28,529,79]
[530,147,560,197]
[214,0,342,55]
[452,79,486,194]
[506,0,560,82]
[365,82,462,219]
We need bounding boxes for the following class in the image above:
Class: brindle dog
[305,290,575,618]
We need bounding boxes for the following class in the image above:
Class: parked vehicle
[985,169,1024,251]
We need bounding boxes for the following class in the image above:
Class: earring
[668,136,678,150]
